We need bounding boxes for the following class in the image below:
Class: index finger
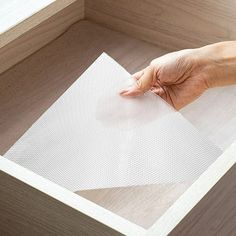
[120,65,155,97]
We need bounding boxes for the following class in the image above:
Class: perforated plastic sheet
[181,85,236,150]
[5,53,222,191]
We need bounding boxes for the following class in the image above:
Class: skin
[120,41,236,110]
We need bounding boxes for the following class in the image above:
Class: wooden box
[0,1,235,235]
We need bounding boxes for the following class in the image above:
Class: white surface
[0,0,54,34]
[147,141,236,236]
[0,157,145,236]
[181,85,236,150]
[5,53,221,191]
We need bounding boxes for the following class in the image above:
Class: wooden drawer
[0,1,236,235]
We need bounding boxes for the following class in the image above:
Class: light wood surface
[86,0,236,50]
[0,0,54,34]
[78,183,190,228]
[0,157,145,236]
[0,20,166,155]
[0,173,122,236]
[0,20,178,230]
[169,164,236,235]
[86,0,236,151]
[0,0,79,48]
[1,2,235,234]
[181,85,236,150]
[0,0,84,74]
[147,141,236,236]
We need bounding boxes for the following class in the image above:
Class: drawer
[0,1,236,235]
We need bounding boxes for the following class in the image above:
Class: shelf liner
[5,53,222,191]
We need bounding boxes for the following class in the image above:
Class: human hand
[120,42,236,110]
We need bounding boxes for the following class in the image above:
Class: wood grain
[0,20,166,155]
[0,0,54,34]
[0,170,124,236]
[0,0,84,74]
[146,141,236,236]
[0,20,189,231]
[0,0,79,48]
[85,0,236,51]
[0,157,145,236]
[0,3,235,233]
[78,183,190,229]
[86,1,236,151]
[169,164,236,236]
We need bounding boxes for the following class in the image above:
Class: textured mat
[5,53,221,191]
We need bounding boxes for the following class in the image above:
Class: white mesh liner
[181,85,236,150]
[5,53,222,191]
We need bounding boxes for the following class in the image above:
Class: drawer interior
[0,19,235,229]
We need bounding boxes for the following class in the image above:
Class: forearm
[197,41,236,88]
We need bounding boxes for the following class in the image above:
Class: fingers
[120,66,155,97]
[132,70,144,80]
[150,86,165,96]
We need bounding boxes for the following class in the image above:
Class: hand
[120,42,236,110]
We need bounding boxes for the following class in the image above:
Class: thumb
[120,66,155,97]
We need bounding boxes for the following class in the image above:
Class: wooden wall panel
[0,20,165,155]
[169,164,236,236]
[0,170,123,236]
[146,142,236,236]
[0,0,84,74]
[0,0,79,48]
[78,183,190,229]
[86,0,236,50]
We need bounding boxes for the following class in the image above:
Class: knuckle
[150,60,155,66]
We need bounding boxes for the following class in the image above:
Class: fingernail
[120,86,143,97]
[119,88,129,95]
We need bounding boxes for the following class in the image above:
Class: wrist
[196,42,236,89]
